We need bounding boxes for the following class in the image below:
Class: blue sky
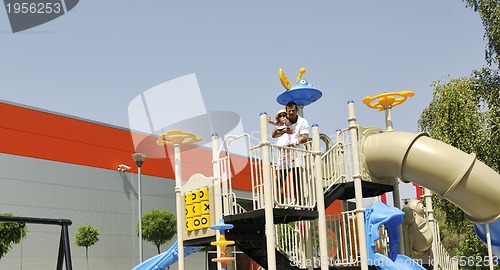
[0,1,491,201]
[0,1,488,135]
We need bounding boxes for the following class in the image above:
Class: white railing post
[486,223,494,270]
[157,130,201,270]
[383,105,405,254]
[313,124,329,269]
[336,129,349,213]
[173,143,185,270]
[347,101,368,270]
[422,188,437,270]
[259,112,277,270]
[211,134,223,270]
[305,221,313,270]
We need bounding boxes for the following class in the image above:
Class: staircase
[229,236,299,270]
[224,209,317,270]
[222,181,394,269]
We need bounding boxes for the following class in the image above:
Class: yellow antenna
[295,67,306,83]
[279,68,292,90]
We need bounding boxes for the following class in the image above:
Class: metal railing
[275,222,304,267]
[215,134,254,216]
[321,128,358,191]
[321,141,346,187]
[432,221,459,270]
[325,210,361,267]
[243,128,359,212]
[250,141,317,210]
[249,143,265,210]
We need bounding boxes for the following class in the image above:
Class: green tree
[418,68,500,266]
[0,213,28,259]
[462,0,500,66]
[74,223,100,270]
[138,209,176,254]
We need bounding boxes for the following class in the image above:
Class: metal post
[347,101,368,270]
[138,166,143,262]
[63,225,73,270]
[174,143,186,270]
[384,106,404,253]
[132,153,146,263]
[260,112,277,270]
[212,134,223,270]
[384,106,394,132]
[313,124,329,269]
[57,229,64,270]
[392,178,405,254]
[486,223,494,270]
[306,221,313,270]
[336,129,348,212]
[423,188,438,270]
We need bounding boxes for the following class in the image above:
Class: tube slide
[362,131,500,224]
[131,241,202,270]
[474,220,500,258]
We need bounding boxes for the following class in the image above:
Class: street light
[132,152,147,263]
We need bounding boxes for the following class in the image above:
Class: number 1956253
[5,2,62,14]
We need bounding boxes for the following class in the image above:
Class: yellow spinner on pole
[362,91,414,132]
[157,129,202,270]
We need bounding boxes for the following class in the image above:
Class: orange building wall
[0,100,340,211]
[0,101,253,191]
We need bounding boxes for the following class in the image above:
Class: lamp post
[132,152,147,263]
[157,130,201,270]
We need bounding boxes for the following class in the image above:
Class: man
[272,101,309,142]
[272,101,310,208]
[272,101,309,149]
[287,101,309,144]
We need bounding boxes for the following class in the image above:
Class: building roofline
[0,99,131,132]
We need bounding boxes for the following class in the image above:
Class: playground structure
[133,68,500,270]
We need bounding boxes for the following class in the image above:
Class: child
[268,110,298,161]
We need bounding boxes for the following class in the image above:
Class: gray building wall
[0,153,205,270]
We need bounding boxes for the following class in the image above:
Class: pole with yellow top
[157,130,202,270]
[362,90,415,255]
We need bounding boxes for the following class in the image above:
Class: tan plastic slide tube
[362,132,500,224]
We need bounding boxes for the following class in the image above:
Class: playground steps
[322,181,393,209]
[224,208,317,270]
[231,237,298,270]
[218,180,392,269]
